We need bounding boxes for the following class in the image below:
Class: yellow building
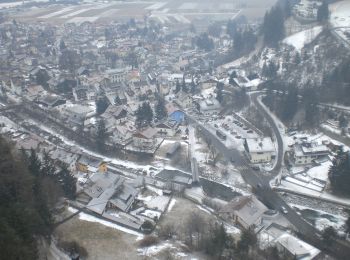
[76,155,108,174]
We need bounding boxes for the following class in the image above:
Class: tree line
[0,136,76,259]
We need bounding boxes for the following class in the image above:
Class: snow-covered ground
[283,26,323,51]
[291,204,346,234]
[306,160,332,182]
[0,1,24,9]
[330,0,350,28]
[278,179,350,207]
[321,123,342,135]
[144,195,170,212]
[330,0,350,47]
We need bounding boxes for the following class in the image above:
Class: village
[1,0,350,259]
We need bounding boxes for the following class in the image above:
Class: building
[293,142,329,165]
[197,98,221,115]
[105,68,126,83]
[50,148,80,171]
[166,142,181,157]
[78,173,139,215]
[275,233,321,260]
[35,94,66,109]
[176,91,193,109]
[133,127,157,150]
[76,155,108,174]
[63,105,95,126]
[155,121,179,137]
[244,137,275,163]
[166,103,185,124]
[219,195,268,230]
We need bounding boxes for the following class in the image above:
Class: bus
[216,130,227,140]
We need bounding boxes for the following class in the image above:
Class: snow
[167,198,177,212]
[137,194,153,202]
[330,1,350,28]
[290,204,346,233]
[0,2,23,9]
[141,210,162,219]
[144,195,170,212]
[146,185,163,196]
[306,161,332,182]
[278,180,350,207]
[224,223,241,235]
[67,207,143,238]
[283,26,323,51]
[138,242,172,256]
[321,123,342,135]
[196,205,213,214]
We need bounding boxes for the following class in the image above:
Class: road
[250,92,284,175]
[186,100,350,259]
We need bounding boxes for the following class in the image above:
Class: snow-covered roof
[276,233,321,259]
[245,137,275,153]
[220,195,268,227]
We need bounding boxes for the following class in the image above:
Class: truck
[216,129,227,140]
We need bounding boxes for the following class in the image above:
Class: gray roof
[83,173,121,199]
[109,184,139,212]
[220,195,268,227]
[82,173,138,214]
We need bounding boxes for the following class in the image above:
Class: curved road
[250,92,284,175]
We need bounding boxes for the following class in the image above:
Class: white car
[281,206,288,214]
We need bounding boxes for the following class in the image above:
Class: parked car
[281,206,288,214]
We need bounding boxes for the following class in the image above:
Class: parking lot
[193,112,261,150]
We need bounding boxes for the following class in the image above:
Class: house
[15,134,46,152]
[219,195,268,230]
[35,94,66,109]
[175,90,193,109]
[78,173,139,215]
[133,127,157,150]
[64,105,95,126]
[244,137,275,164]
[166,103,185,123]
[76,155,108,174]
[72,85,96,101]
[197,98,221,115]
[155,169,193,192]
[293,142,329,165]
[110,122,135,146]
[50,148,80,171]
[25,84,46,101]
[105,68,126,83]
[101,105,128,124]
[155,120,179,137]
[275,233,321,260]
[166,142,181,157]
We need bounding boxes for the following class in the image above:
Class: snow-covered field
[307,160,332,182]
[0,1,24,9]
[283,26,323,51]
[291,204,346,234]
[330,0,350,28]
